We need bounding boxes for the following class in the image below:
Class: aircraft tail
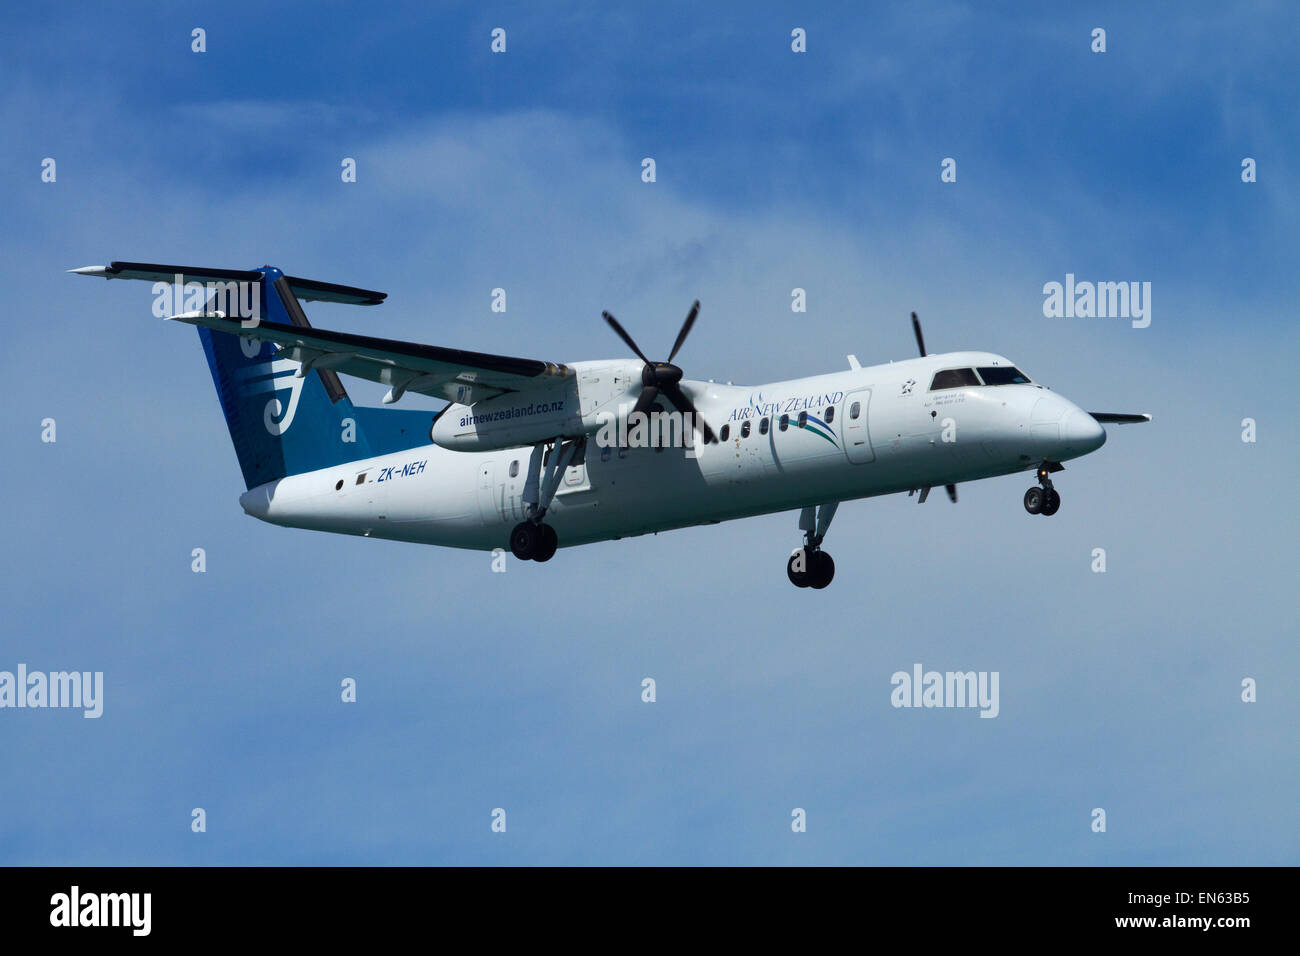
[199,268,438,489]
[71,261,436,489]
[204,316,434,487]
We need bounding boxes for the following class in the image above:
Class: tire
[1023,487,1043,515]
[533,524,559,562]
[1041,489,1061,516]
[809,550,835,589]
[509,522,539,560]
[787,550,810,587]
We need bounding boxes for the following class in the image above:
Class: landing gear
[788,502,838,588]
[788,548,835,588]
[1041,488,1061,516]
[1023,462,1062,517]
[507,436,584,561]
[510,521,558,561]
[509,521,541,560]
[535,524,558,562]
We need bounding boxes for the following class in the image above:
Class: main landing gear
[508,436,584,562]
[787,502,838,589]
[510,521,558,562]
[1023,461,1062,517]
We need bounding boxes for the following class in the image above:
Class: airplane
[72,261,1150,589]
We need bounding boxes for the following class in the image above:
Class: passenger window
[825,405,835,424]
[741,420,751,438]
[797,411,808,428]
[779,414,789,431]
[929,368,981,390]
[720,424,730,441]
[335,479,344,491]
[759,417,770,435]
[509,460,519,478]
[850,401,861,419]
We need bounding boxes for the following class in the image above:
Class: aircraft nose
[1060,409,1106,456]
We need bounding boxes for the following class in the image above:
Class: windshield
[977,366,1031,386]
[930,368,981,390]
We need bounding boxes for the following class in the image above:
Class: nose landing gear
[1023,462,1062,516]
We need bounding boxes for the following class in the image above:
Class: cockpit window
[976,366,1031,386]
[929,368,980,390]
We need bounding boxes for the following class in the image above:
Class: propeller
[911,311,927,357]
[602,300,717,444]
[911,310,955,504]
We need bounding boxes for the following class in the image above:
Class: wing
[167,310,572,404]
[1088,413,1152,424]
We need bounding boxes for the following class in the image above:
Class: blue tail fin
[198,266,434,489]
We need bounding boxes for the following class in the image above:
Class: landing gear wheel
[533,524,558,562]
[788,548,834,588]
[787,550,811,588]
[509,521,541,560]
[1041,489,1061,516]
[1023,487,1044,515]
[809,550,835,589]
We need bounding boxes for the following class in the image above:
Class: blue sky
[1,2,1296,864]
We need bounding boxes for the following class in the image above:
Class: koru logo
[901,379,916,395]
[236,339,305,435]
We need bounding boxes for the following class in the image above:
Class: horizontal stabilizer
[1088,412,1151,424]
[69,261,386,305]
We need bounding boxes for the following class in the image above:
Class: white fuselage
[237,351,1106,550]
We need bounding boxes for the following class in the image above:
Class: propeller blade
[911,311,927,357]
[632,385,660,419]
[945,483,958,503]
[602,310,652,365]
[666,300,701,363]
[661,382,717,444]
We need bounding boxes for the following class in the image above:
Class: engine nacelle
[431,359,642,451]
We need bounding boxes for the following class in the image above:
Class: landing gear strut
[508,437,583,561]
[1023,462,1062,517]
[787,502,838,589]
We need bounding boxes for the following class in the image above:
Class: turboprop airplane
[72,261,1150,589]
